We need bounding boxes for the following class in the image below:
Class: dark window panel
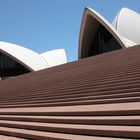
[0,52,30,78]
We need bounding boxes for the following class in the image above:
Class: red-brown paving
[0,45,140,139]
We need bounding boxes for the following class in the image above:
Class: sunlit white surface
[0,41,48,71]
[79,7,140,59]
[112,8,140,45]
[78,7,126,59]
[0,41,67,71]
[41,49,67,67]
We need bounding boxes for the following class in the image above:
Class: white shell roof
[112,8,140,45]
[40,49,67,67]
[0,41,67,71]
[78,7,126,59]
[0,41,48,71]
[78,7,140,58]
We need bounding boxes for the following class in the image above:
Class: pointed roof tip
[112,7,139,26]
[120,7,130,11]
[118,7,139,16]
[85,7,90,10]
[116,7,129,16]
[84,7,95,13]
[84,7,90,13]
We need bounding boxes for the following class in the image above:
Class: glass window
[0,52,30,78]
[88,25,122,57]
[88,29,100,56]
[101,25,122,53]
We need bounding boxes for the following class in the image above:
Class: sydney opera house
[0,7,140,139]
[78,7,139,59]
[0,41,67,79]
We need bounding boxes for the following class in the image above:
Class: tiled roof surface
[0,45,140,139]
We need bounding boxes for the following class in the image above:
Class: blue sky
[0,0,140,62]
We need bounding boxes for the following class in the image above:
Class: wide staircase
[0,46,140,139]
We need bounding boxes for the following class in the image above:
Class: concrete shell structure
[112,8,140,45]
[0,7,140,139]
[0,41,48,71]
[78,7,138,59]
[41,49,67,67]
[0,41,67,78]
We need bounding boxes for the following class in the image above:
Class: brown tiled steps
[0,90,140,106]
[1,89,140,108]
[0,134,25,140]
[0,127,125,140]
[0,115,139,125]
[1,91,140,109]
[1,59,140,103]
[1,73,140,102]
[0,102,139,116]
[1,80,140,105]
[1,46,140,139]
[0,96,140,108]
[1,77,140,103]
[0,103,139,139]
[0,120,140,139]
[1,66,140,102]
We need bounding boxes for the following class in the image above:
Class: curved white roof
[78,7,126,59]
[0,41,67,71]
[40,49,67,67]
[112,8,140,45]
[0,41,48,71]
